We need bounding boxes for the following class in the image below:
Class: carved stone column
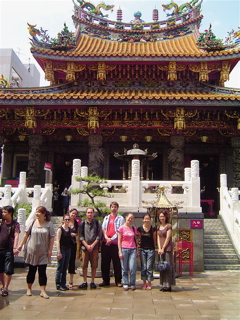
[0,135,4,178]
[28,135,43,187]
[88,134,104,177]
[0,135,4,146]
[168,135,184,181]
[231,136,240,187]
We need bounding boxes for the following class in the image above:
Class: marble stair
[204,218,240,270]
[50,216,63,267]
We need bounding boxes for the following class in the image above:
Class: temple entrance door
[53,153,88,215]
[186,154,219,217]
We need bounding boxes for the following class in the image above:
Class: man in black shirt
[78,207,102,289]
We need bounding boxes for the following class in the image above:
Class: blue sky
[0,0,239,87]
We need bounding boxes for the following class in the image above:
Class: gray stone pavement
[0,268,240,320]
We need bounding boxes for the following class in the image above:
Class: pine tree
[70,174,112,220]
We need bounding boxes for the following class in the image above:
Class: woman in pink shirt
[118,213,138,291]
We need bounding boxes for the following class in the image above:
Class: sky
[0,0,240,87]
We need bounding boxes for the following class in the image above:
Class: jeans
[56,248,71,287]
[0,249,14,275]
[140,248,155,282]
[120,248,137,286]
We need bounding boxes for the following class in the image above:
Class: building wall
[0,49,40,87]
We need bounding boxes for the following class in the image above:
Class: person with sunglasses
[55,214,72,291]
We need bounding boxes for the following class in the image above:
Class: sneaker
[131,286,136,290]
[123,285,129,291]
[56,285,61,290]
[90,282,96,289]
[79,282,88,289]
[59,286,67,291]
[62,285,69,290]
[99,281,110,287]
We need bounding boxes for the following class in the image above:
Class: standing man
[99,201,124,287]
[79,207,102,289]
[0,206,20,297]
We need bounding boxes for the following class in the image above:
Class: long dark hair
[36,206,51,221]
[158,210,170,224]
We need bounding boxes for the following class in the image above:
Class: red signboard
[44,163,52,171]
[190,220,203,229]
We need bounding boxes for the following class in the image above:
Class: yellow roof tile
[1,87,240,102]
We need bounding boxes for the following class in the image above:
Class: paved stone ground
[0,268,240,320]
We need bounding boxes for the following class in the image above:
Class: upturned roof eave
[30,48,240,62]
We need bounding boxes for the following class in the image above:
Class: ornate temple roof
[1,83,240,106]
[28,0,240,64]
[31,33,240,60]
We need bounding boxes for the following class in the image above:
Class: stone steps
[204,218,240,271]
[50,216,63,267]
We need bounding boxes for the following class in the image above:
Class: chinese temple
[0,0,240,213]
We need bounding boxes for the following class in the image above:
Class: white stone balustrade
[69,158,201,213]
[219,174,240,255]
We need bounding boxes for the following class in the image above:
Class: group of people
[0,201,175,298]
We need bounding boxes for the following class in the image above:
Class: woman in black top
[55,214,72,291]
[68,208,79,289]
[137,214,156,290]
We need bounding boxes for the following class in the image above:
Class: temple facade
[0,0,240,215]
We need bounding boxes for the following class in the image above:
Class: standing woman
[17,206,55,299]
[118,213,138,291]
[137,213,156,290]
[68,208,79,289]
[157,210,175,292]
[55,214,72,291]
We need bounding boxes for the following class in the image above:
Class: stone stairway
[50,216,63,267]
[204,218,240,270]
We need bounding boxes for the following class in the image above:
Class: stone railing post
[27,185,41,223]
[71,159,81,207]
[17,208,26,257]
[190,160,200,209]
[81,166,88,177]
[220,174,228,214]
[184,168,191,181]
[131,159,140,208]
[231,188,239,202]
[18,171,27,203]
[2,185,12,206]
[44,183,53,211]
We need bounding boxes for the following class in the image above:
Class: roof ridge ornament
[162,0,203,18]
[197,24,225,51]
[74,0,114,18]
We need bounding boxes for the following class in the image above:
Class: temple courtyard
[0,268,239,320]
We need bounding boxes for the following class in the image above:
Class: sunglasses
[64,218,70,221]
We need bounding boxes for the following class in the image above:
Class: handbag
[23,220,35,254]
[155,255,170,272]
